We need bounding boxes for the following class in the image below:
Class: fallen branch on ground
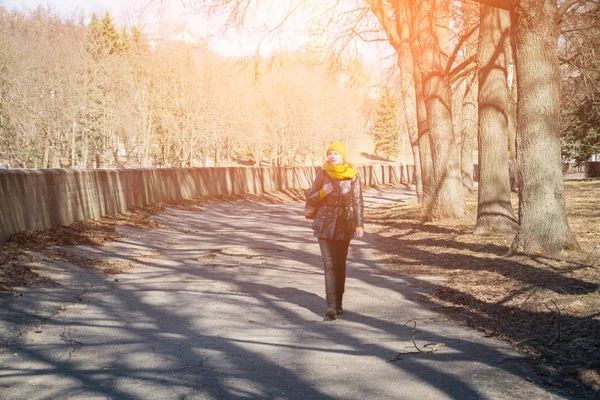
[583,245,599,268]
[544,300,562,347]
[388,320,445,362]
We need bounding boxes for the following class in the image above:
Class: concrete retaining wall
[0,164,415,241]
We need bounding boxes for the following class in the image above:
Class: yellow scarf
[323,162,357,180]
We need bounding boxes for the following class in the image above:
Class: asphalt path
[0,185,565,399]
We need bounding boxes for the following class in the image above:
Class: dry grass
[367,180,600,399]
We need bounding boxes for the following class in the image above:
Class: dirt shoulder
[366,180,600,399]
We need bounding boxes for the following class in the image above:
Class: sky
[0,0,130,20]
[0,0,312,57]
[0,0,393,69]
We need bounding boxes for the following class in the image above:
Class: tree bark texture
[510,0,577,253]
[413,58,434,209]
[507,25,517,162]
[475,6,517,235]
[507,42,518,188]
[461,74,477,195]
[397,5,423,203]
[459,0,479,195]
[416,0,464,219]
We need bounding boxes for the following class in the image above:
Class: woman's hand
[355,227,364,239]
[322,182,335,196]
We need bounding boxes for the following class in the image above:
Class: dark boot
[335,293,344,316]
[334,240,349,317]
[324,271,337,320]
[318,238,339,320]
[326,294,337,320]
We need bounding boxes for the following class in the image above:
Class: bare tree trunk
[52,125,61,168]
[71,121,76,168]
[368,0,424,200]
[396,6,423,202]
[510,0,577,254]
[507,41,518,189]
[458,0,479,195]
[401,0,434,207]
[417,0,464,219]
[188,129,194,167]
[475,6,517,235]
[413,65,434,207]
[82,128,88,168]
[143,110,152,167]
[43,139,50,168]
[460,73,477,194]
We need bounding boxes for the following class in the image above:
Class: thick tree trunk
[510,0,577,253]
[507,45,518,189]
[507,26,517,162]
[475,6,517,235]
[459,0,479,195]
[417,0,464,219]
[413,62,434,208]
[396,8,423,203]
[460,74,476,194]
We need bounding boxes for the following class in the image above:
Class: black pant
[318,238,351,304]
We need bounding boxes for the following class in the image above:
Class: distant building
[145,20,205,50]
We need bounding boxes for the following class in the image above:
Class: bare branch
[558,0,585,20]
[262,0,308,35]
[388,320,445,362]
[449,56,477,82]
[445,25,478,77]
[366,0,401,50]
[351,28,389,43]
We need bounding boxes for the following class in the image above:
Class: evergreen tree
[100,11,120,55]
[130,26,146,54]
[372,87,400,160]
[118,26,130,54]
[85,13,104,60]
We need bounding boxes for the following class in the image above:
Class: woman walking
[306,141,364,320]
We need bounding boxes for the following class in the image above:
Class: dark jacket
[307,169,364,240]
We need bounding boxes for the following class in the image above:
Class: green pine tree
[130,26,147,54]
[372,87,400,160]
[100,11,120,55]
[85,13,105,60]
[118,26,130,54]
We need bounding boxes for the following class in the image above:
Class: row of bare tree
[2,0,597,255]
[188,0,598,255]
[367,0,585,254]
[0,8,367,170]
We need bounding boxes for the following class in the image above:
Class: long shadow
[2,191,588,399]
[5,255,489,398]
[345,243,600,398]
[106,258,503,399]
[370,234,597,295]
[0,258,440,396]
[3,267,341,399]
[363,231,598,396]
